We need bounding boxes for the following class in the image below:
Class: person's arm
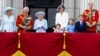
[86,22,92,27]
[74,22,78,32]
[92,10,99,26]
[94,10,99,22]
[16,15,25,28]
[55,13,59,25]
[0,16,5,32]
[54,29,57,33]
[65,25,68,32]
[83,10,88,22]
[84,22,87,32]
[42,20,48,30]
[65,13,69,27]
[83,10,94,27]
[34,20,39,30]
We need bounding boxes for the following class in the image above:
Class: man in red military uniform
[83,1,99,33]
[16,7,33,32]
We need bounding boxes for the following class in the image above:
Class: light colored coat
[0,15,15,32]
[34,19,48,33]
[55,12,69,29]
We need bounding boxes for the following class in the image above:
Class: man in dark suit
[75,14,87,32]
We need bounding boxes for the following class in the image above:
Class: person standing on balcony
[83,1,99,33]
[0,7,16,32]
[16,7,33,32]
[66,19,75,33]
[34,11,48,33]
[75,14,87,32]
[55,5,69,30]
[54,24,63,33]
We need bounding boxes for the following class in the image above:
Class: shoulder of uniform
[84,9,89,11]
[18,13,24,16]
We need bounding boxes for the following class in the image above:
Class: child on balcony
[66,19,75,33]
[54,24,64,33]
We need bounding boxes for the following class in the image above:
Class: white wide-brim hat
[57,4,64,11]
[5,7,14,12]
[4,7,14,14]
[35,11,45,17]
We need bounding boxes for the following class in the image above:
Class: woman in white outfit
[0,7,15,32]
[34,11,48,33]
[55,5,69,29]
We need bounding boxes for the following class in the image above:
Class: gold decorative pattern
[58,32,72,56]
[12,50,26,56]
[12,33,26,56]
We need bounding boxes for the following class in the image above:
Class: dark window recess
[26,0,61,8]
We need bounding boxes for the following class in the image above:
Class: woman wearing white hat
[55,5,69,30]
[0,7,16,32]
[34,11,48,33]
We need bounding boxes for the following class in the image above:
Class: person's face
[59,7,64,12]
[89,4,93,9]
[56,25,61,29]
[69,20,74,25]
[38,14,43,20]
[7,10,12,16]
[79,16,83,21]
[23,9,29,14]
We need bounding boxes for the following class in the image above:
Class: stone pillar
[99,0,100,10]
[0,0,1,19]
[5,0,12,7]
[0,0,2,24]
[74,0,80,21]
[80,0,89,14]
[80,0,85,14]
[12,0,23,17]
[64,0,74,19]
[0,0,6,20]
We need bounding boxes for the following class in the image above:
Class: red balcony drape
[0,32,100,56]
